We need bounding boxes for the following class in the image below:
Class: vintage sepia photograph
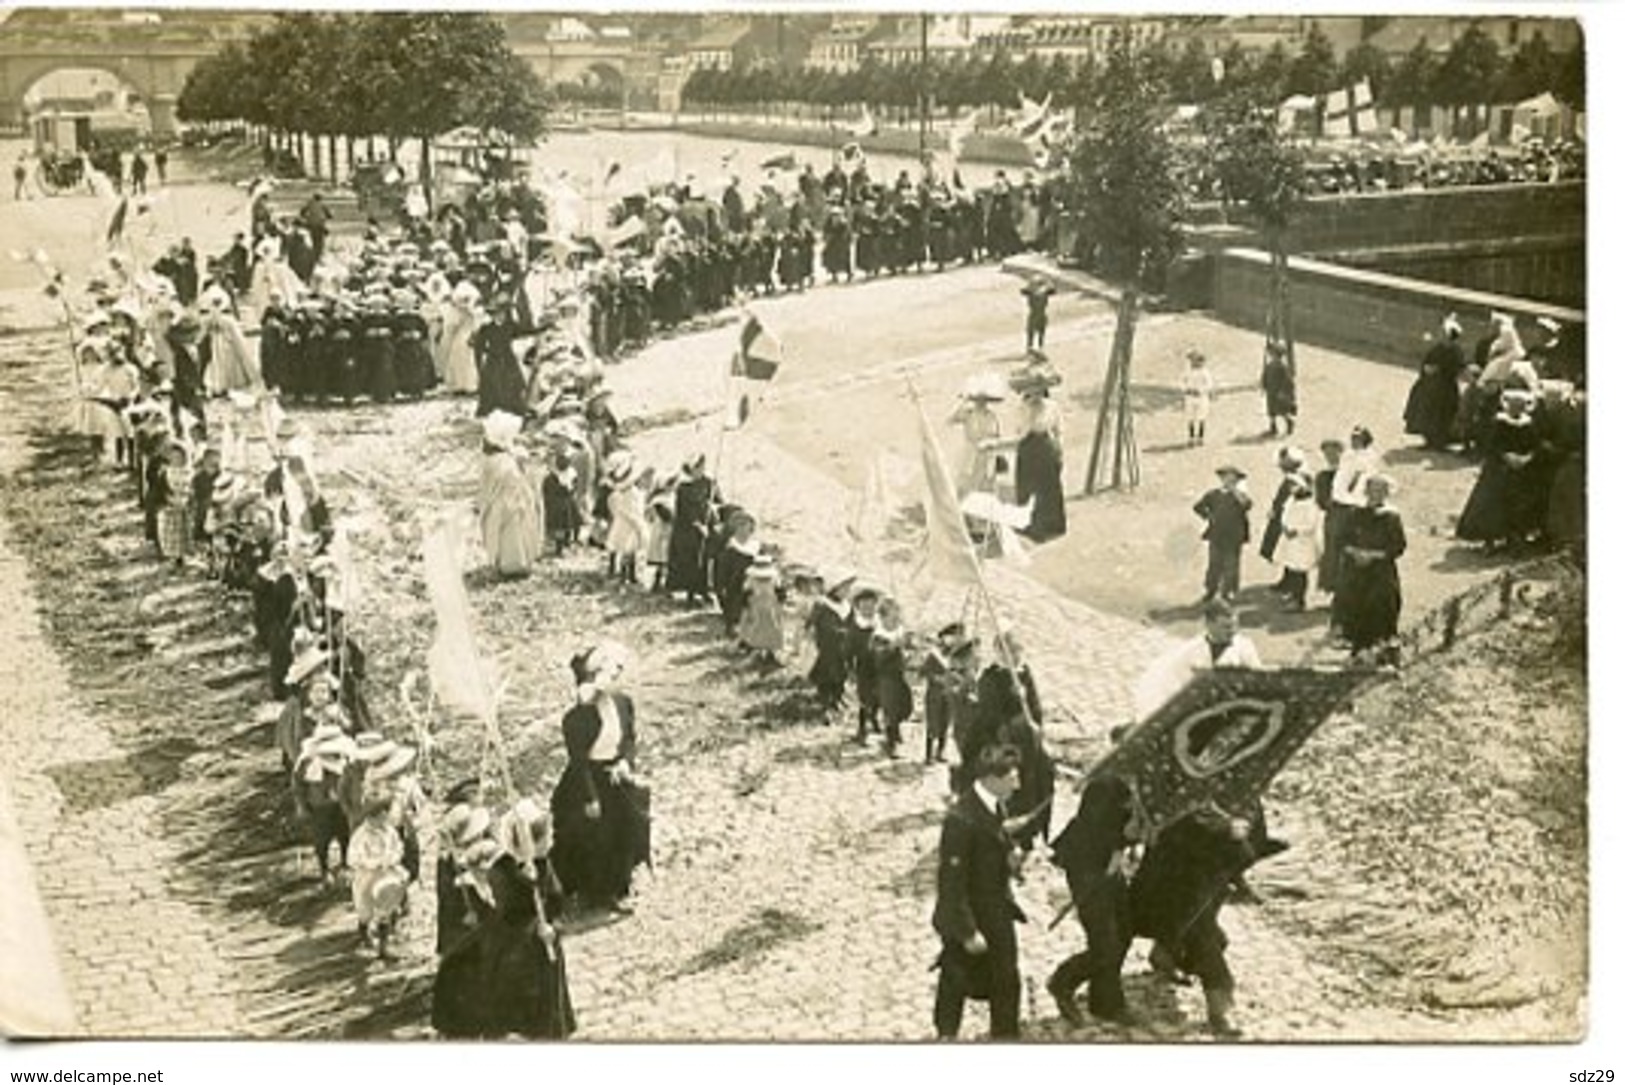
[0,3,1598,1063]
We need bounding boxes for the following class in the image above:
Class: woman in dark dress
[479,803,575,1039]
[1403,315,1466,449]
[358,294,399,403]
[822,207,853,283]
[327,303,362,406]
[1015,390,1067,543]
[433,803,576,1040]
[1541,386,1586,554]
[393,295,436,399]
[1258,447,1306,584]
[806,572,854,718]
[1455,389,1544,551]
[258,294,291,393]
[666,453,718,603]
[549,644,650,913]
[473,298,533,419]
[1336,475,1407,659]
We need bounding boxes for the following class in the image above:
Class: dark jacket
[1129,808,1256,944]
[1194,486,1253,547]
[932,790,1025,948]
[1049,773,1134,884]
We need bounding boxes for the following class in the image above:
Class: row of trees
[177,13,550,191]
[1064,35,1305,492]
[683,26,1583,119]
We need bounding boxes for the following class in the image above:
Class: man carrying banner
[1045,752,1141,1028]
[1133,599,1272,907]
[1133,600,1262,723]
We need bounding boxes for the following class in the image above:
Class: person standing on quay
[1022,274,1056,355]
[1193,465,1252,603]
[1335,474,1407,662]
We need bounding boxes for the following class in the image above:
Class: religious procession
[0,9,1589,1056]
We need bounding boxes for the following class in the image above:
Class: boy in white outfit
[1182,349,1215,446]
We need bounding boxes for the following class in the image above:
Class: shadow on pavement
[1383,445,1478,473]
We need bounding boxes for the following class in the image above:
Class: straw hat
[350,731,398,765]
[371,743,418,780]
[482,410,523,451]
[459,838,502,871]
[961,372,1006,403]
[303,720,355,762]
[286,642,331,685]
[443,804,493,850]
[368,869,409,916]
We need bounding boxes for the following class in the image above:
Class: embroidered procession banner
[1092,667,1373,837]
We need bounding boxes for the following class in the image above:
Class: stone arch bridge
[0,16,652,140]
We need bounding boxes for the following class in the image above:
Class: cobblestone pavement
[0,395,248,1037]
[0,248,1561,1042]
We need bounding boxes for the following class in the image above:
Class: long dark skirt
[477,352,529,419]
[665,522,709,595]
[397,335,435,398]
[1015,430,1066,542]
[360,337,397,403]
[1546,456,1585,551]
[1336,558,1402,652]
[550,763,651,906]
[1457,461,1544,545]
[1404,372,1460,447]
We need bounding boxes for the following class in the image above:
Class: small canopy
[1515,92,1563,119]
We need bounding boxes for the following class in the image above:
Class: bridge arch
[0,52,198,136]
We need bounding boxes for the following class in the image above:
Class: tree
[1200,86,1308,424]
[1500,31,1557,103]
[1553,45,1584,110]
[1064,30,1186,493]
[1288,21,1340,98]
[1340,42,1392,101]
[1169,37,1216,104]
[1252,42,1292,103]
[1387,38,1439,111]
[349,13,549,197]
[1435,21,1504,135]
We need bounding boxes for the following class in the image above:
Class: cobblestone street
[0,241,1580,1045]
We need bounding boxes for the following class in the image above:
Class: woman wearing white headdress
[478,411,543,579]
[440,280,484,394]
[198,283,262,395]
[244,235,304,327]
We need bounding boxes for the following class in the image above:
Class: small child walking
[1182,349,1216,446]
[806,570,855,722]
[871,597,914,759]
[739,552,786,667]
[348,796,408,959]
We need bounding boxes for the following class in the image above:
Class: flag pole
[906,377,1036,731]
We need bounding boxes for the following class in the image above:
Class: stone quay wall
[1212,247,1586,371]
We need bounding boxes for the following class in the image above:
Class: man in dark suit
[1129,806,1262,1038]
[1046,768,1139,1026]
[932,744,1026,1040]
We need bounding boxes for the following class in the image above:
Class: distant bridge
[0,13,658,139]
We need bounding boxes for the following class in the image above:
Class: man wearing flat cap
[1193,465,1253,603]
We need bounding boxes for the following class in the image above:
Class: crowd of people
[45,129,1583,1043]
[1401,308,1587,558]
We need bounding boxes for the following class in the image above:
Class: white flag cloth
[423,518,500,722]
[915,396,982,589]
